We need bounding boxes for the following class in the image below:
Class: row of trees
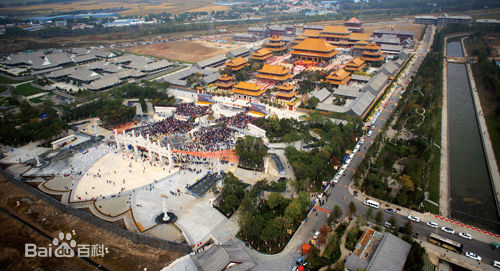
[234,136,268,170]
[0,101,68,146]
[237,180,310,253]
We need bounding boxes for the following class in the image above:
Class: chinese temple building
[225,57,249,71]
[215,74,235,90]
[326,68,351,86]
[255,64,293,82]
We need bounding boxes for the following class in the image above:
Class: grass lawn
[29,97,44,104]
[14,83,43,97]
[0,75,29,84]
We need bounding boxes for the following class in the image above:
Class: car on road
[384,221,395,229]
[465,252,481,262]
[458,232,472,240]
[333,176,340,184]
[313,231,320,240]
[384,208,397,215]
[408,215,420,223]
[367,130,373,137]
[491,242,500,250]
[359,139,364,145]
[493,260,500,268]
[441,227,455,234]
[345,158,352,165]
[425,221,438,228]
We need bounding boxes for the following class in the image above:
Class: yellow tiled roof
[292,38,338,53]
[321,25,350,35]
[327,68,351,80]
[233,81,262,91]
[226,57,248,67]
[257,64,291,75]
[278,83,295,91]
[251,48,272,57]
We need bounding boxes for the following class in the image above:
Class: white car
[348,152,355,159]
[367,130,373,137]
[345,158,352,165]
[441,227,455,234]
[313,231,320,240]
[458,232,472,240]
[465,252,481,262]
[408,215,420,223]
[333,176,340,184]
[493,260,500,268]
[360,139,365,145]
[426,221,438,228]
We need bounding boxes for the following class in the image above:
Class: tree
[403,221,413,235]
[365,207,373,220]
[348,201,356,219]
[284,198,303,225]
[388,216,397,228]
[328,205,343,225]
[307,96,319,108]
[267,192,285,211]
[375,210,383,225]
[399,174,415,191]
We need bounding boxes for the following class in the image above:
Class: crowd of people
[175,103,209,118]
[132,116,194,139]
[216,112,256,129]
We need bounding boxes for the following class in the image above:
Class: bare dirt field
[364,24,426,41]
[125,40,241,63]
[0,0,226,16]
[0,174,184,270]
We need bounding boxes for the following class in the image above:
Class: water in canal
[447,41,500,232]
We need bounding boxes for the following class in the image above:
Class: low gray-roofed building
[281,36,295,43]
[226,47,251,58]
[113,54,152,64]
[190,240,255,271]
[86,60,106,70]
[381,44,403,54]
[114,69,146,80]
[303,25,324,30]
[196,54,227,69]
[316,102,350,114]
[310,87,331,102]
[345,233,411,271]
[161,67,214,87]
[32,52,72,70]
[374,34,400,45]
[101,64,125,73]
[48,67,77,79]
[90,49,115,58]
[379,61,399,77]
[398,51,409,62]
[363,72,388,96]
[71,54,97,63]
[68,68,102,83]
[4,51,44,66]
[333,85,361,99]
[71,48,91,55]
[395,58,405,67]
[140,60,174,73]
[201,72,221,85]
[85,76,121,90]
[350,88,376,116]
[351,74,371,83]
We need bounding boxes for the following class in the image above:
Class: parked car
[384,221,395,229]
[441,227,455,234]
[408,215,420,223]
[458,232,472,240]
[367,130,373,137]
[426,221,438,228]
[384,208,397,215]
[493,260,500,268]
[465,252,481,262]
[313,231,320,240]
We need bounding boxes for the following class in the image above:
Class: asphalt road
[319,25,500,266]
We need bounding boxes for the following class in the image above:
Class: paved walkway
[440,37,450,217]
